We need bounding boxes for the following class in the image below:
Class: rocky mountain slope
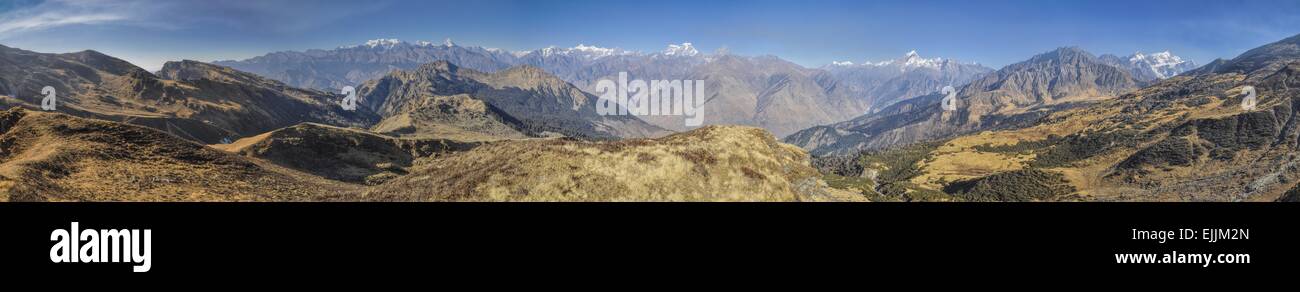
[0,45,377,144]
[357,61,668,140]
[214,39,518,90]
[842,33,1300,202]
[825,51,993,111]
[2,44,668,144]
[217,40,884,137]
[785,47,1142,155]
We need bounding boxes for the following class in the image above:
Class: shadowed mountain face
[851,33,1300,202]
[1189,34,1300,77]
[531,53,880,137]
[1,44,670,144]
[216,122,481,185]
[218,41,888,137]
[0,45,378,144]
[214,41,519,90]
[785,47,1141,155]
[357,61,668,140]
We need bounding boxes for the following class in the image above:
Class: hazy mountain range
[357,60,667,140]
[0,44,665,145]
[1,33,1262,202]
[844,33,1300,202]
[824,50,994,112]
[216,40,1000,136]
[216,40,1199,138]
[785,46,1145,155]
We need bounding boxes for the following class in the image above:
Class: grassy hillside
[850,60,1300,202]
[215,123,481,185]
[0,108,360,201]
[365,126,864,202]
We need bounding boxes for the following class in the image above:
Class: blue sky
[1,0,1298,71]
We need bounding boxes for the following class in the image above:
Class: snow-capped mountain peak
[1130,51,1183,66]
[831,61,855,66]
[535,44,633,59]
[571,44,623,58]
[1127,50,1195,79]
[443,38,457,47]
[527,43,629,59]
[661,42,700,57]
[841,50,944,71]
[898,50,943,69]
[359,38,402,49]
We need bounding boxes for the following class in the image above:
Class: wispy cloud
[0,0,156,37]
[0,0,391,38]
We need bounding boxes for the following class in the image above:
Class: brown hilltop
[0,107,853,202]
[0,45,377,144]
[0,108,360,201]
[365,125,863,202]
[216,122,481,185]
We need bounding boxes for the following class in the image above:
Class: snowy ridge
[1129,51,1194,79]
[536,44,635,59]
[830,50,958,71]
[661,42,700,57]
[339,39,706,61]
[345,38,403,49]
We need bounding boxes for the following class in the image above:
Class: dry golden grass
[2,108,858,202]
[365,126,864,202]
[909,131,1038,189]
[212,122,481,185]
[888,69,1300,202]
[0,109,361,201]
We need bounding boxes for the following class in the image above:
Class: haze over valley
[2,0,1298,202]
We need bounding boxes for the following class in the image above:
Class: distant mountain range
[1100,51,1199,81]
[1,34,1248,202]
[217,40,1001,136]
[847,33,1300,202]
[216,40,1199,138]
[357,60,667,140]
[824,50,994,112]
[785,47,1143,155]
[0,44,664,145]
[213,38,519,90]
